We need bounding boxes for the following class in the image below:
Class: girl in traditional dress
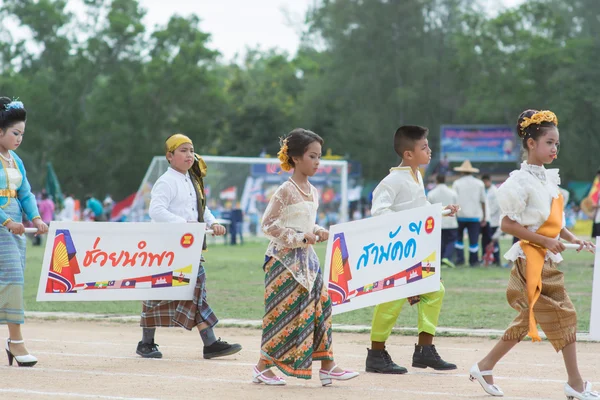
[0,97,48,367]
[469,110,598,400]
[252,128,359,386]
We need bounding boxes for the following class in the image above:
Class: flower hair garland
[4,100,24,111]
[277,137,292,172]
[519,110,558,137]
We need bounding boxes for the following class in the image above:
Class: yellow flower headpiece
[277,138,292,172]
[519,110,558,137]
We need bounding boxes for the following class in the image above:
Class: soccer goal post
[127,156,349,230]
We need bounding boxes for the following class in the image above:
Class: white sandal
[318,364,359,386]
[469,363,503,397]
[565,381,600,399]
[252,365,286,386]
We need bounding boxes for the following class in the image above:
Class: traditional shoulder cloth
[519,193,564,341]
[165,134,209,250]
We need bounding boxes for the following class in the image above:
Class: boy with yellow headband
[136,133,241,360]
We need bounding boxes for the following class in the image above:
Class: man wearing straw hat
[452,160,486,266]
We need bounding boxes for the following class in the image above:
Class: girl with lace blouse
[252,128,359,387]
[469,110,597,400]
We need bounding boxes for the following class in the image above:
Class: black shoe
[136,340,162,358]
[203,338,242,359]
[365,347,408,374]
[412,344,456,370]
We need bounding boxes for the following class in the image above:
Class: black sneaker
[365,347,408,374]
[203,338,242,359]
[136,340,162,358]
[412,344,456,370]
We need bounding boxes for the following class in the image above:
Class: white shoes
[5,338,37,367]
[252,365,286,386]
[318,364,359,386]
[565,381,600,400]
[469,363,503,397]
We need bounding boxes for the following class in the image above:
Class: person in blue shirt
[85,195,105,221]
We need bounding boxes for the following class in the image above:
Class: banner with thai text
[36,222,205,301]
[323,204,442,315]
[441,125,517,162]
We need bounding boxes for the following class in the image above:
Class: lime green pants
[370,282,445,342]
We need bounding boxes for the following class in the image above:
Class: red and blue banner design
[46,229,81,293]
[327,231,437,306]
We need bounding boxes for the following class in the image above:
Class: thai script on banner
[323,204,442,315]
[37,222,205,301]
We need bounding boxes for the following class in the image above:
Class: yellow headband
[165,133,193,154]
[519,110,558,133]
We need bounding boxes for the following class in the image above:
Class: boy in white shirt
[366,125,458,375]
[136,133,241,360]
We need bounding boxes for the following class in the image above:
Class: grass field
[24,238,596,331]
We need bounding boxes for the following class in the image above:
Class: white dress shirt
[371,167,429,216]
[427,184,458,229]
[453,175,486,220]
[149,167,217,226]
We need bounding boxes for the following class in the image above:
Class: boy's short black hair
[481,174,491,181]
[436,174,446,184]
[393,125,428,157]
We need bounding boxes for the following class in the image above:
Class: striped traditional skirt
[260,256,334,379]
[0,201,27,325]
[140,263,218,330]
[503,257,577,352]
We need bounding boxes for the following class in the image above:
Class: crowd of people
[1,97,599,398]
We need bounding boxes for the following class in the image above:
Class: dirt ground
[0,320,598,400]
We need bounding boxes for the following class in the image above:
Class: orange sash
[519,194,564,341]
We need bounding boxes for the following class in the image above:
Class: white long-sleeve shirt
[497,162,565,263]
[371,167,430,216]
[149,167,216,226]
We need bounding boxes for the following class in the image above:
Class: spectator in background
[33,192,54,246]
[85,195,105,221]
[60,193,75,221]
[427,174,458,268]
[103,194,114,221]
[481,175,501,266]
[452,160,486,267]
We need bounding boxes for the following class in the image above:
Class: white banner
[590,237,600,340]
[36,222,205,301]
[324,204,442,314]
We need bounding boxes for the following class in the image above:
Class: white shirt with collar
[453,175,486,220]
[149,167,217,226]
[427,183,458,229]
[371,167,429,216]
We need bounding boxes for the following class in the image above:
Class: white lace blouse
[497,162,565,262]
[262,181,326,291]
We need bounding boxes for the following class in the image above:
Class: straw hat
[453,160,480,173]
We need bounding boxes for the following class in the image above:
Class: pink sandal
[252,365,286,386]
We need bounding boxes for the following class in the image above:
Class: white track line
[0,388,159,400]
[0,367,559,400]
[4,356,598,386]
